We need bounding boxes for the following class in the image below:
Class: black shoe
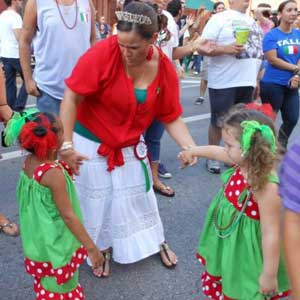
[194,97,204,105]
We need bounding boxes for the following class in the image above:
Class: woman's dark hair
[167,0,182,18]
[258,3,272,18]
[213,1,225,11]
[117,2,159,40]
[278,0,297,13]
[19,112,59,160]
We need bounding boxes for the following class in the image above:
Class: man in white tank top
[0,0,28,112]
[19,0,96,115]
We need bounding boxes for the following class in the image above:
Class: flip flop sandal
[102,252,111,277]
[153,185,175,197]
[159,242,177,269]
[0,219,19,237]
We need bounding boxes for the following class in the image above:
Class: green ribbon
[240,120,276,157]
[140,160,151,192]
[3,108,39,147]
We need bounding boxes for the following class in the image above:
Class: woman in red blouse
[60,2,197,277]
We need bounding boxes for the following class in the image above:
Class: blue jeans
[193,55,201,73]
[2,57,27,111]
[37,90,61,115]
[260,81,299,148]
[144,119,165,162]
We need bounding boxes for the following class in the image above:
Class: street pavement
[0,77,299,300]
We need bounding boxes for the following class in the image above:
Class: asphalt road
[0,77,299,300]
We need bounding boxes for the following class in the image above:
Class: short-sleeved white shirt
[0,10,22,58]
[201,9,263,89]
[160,10,179,60]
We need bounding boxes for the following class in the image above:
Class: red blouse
[65,35,182,170]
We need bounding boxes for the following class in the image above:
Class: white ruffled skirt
[73,133,165,264]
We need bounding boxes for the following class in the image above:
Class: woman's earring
[146,45,154,61]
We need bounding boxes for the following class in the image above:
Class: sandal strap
[0,222,14,229]
[103,252,111,261]
[160,242,172,263]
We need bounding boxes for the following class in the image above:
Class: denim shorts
[208,86,254,126]
[37,89,61,115]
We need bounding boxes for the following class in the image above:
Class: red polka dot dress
[195,167,290,300]
[17,161,87,300]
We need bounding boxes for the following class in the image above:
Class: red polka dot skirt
[24,246,87,300]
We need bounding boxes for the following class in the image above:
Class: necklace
[124,62,147,89]
[213,169,252,239]
[55,0,78,30]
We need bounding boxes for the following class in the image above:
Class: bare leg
[208,124,222,146]
[200,79,208,98]
[151,161,174,197]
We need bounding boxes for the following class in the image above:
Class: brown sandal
[102,251,111,277]
[160,242,177,269]
[153,184,175,197]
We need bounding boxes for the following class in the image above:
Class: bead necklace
[213,169,252,239]
[55,0,78,30]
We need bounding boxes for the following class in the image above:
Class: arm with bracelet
[0,66,13,123]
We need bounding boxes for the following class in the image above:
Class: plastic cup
[235,27,250,45]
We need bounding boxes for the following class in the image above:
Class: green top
[134,88,147,104]
[16,163,83,269]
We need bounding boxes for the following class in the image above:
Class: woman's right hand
[87,246,104,271]
[178,148,197,168]
[25,78,40,97]
[59,149,89,175]
[288,74,300,89]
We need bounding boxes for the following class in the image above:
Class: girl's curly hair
[222,107,279,191]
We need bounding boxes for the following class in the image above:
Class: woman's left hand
[59,149,89,175]
[178,148,197,169]
[288,74,300,89]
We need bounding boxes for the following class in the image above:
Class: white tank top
[33,0,91,100]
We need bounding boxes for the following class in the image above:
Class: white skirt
[73,133,165,264]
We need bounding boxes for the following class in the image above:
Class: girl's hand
[59,149,89,175]
[259,273,278,298]
[178,148,197,168]
[87,246,104,271]
[0,105,13,124]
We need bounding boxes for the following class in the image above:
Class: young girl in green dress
[178,108,290,300]
[5,111,103,300]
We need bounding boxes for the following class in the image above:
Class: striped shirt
[279,143,300,213]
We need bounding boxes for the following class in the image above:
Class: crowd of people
[1,0,300,299]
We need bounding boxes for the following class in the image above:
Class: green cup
[235,27,250,45]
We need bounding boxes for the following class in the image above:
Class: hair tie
[240,120,276,157]
[33,125,48,137]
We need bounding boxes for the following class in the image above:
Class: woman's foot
[160,242,177,268]
[0,214,19,237]
[153,181,175,197]
[93,250,111,278]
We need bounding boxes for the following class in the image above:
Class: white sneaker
[206,159,221,174]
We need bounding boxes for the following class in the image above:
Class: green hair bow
[240,120,276,157]
[3,108,39,147]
